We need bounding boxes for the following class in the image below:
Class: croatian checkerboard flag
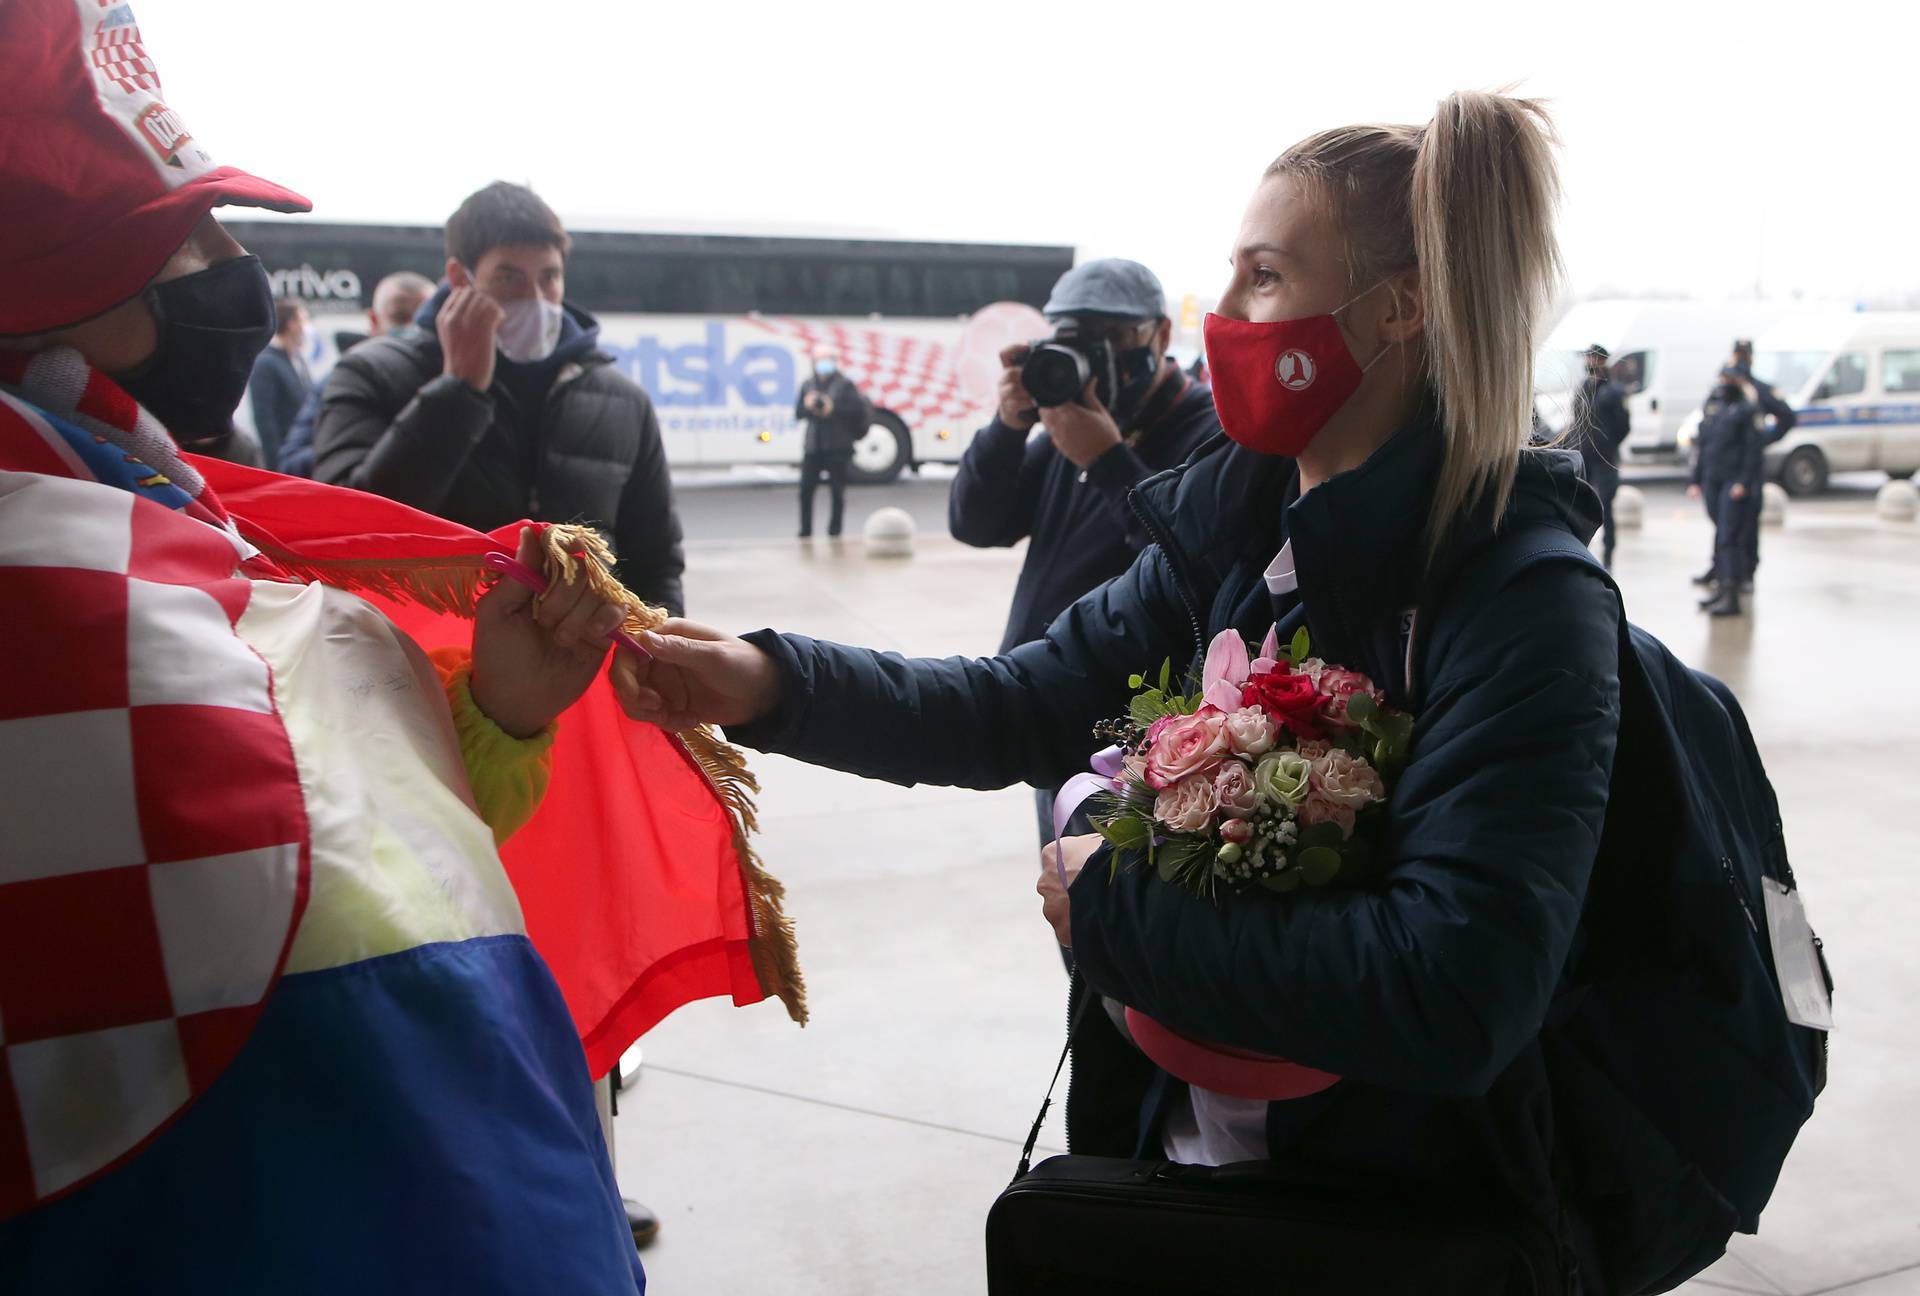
[0,350,795,1289]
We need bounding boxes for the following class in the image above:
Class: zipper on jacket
[1722,857,1759,933]
[1126,489,1206,662]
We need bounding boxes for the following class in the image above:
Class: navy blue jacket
[732,414,1621,1243]
[247,345,311,471]
[949,369,1221,653]
[1572,376,1630,492]
[1693,389,1766,489]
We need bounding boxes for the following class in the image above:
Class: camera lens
[1022,344,1090,408]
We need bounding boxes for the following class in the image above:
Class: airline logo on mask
[1274,349,1317,391]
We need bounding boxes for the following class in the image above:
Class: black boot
[1704,588,1743,617]
[625,1198,659,1250]
[1691,568,1717,586]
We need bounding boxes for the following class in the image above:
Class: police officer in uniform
[1690,365,1766,617]
[1571,344,1631,568]
[1692,338,1797,591]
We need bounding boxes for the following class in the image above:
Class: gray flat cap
[1043,258,1167,320]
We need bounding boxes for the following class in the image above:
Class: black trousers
[798,450,852,536]
[1708,479,1758,589]
[1702,479,1764,581]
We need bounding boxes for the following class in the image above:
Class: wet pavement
[613,481,1920,1295]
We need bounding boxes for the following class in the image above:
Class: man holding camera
[950,259,1219,835]
[793,350,871,539]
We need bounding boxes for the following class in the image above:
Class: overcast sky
[146,0,1918,311]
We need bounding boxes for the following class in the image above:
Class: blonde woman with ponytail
[616,94,1632,1290]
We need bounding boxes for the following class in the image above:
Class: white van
[1738,312,1920,495]
[1534,300,1799,462]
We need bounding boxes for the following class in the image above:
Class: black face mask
[115,255,276,445]
[1108,343,1162,426]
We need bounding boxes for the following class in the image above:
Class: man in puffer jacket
[313,182,686,615]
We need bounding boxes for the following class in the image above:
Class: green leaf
[1128,673,1144,690]
[1097,815,1152,851]
[1130,692,1174,728]
[1158,659,1172,692]
[1345,693,1378,724]
[1298,846,1342,885]
[1373,739,1392,767]
[1289,627,1312,664]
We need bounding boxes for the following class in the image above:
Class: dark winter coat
[247,345,311,471]
[793,371,871,456]
[730,411,1622,1272]
[311,291,686,615]
[1572,376,1630,494]
[949,369,1221,652]
[1692,388,1766,491]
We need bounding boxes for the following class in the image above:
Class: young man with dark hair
[314,182,685,615]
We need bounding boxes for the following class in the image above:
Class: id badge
[1762,877,1833,1032]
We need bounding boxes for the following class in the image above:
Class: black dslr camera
[1020,325,1122,409]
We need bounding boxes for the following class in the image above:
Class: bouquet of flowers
[1086,624,1413,899]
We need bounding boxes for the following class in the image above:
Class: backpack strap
[1409,524,1619,711]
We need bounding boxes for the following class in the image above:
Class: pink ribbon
[1050,745,1127,890]
[483,550,653,658]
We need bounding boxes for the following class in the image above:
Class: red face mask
[1203,296,1384,458]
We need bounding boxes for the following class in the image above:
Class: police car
[1677,312,1920,495]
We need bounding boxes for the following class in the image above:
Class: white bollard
[863,506,915,558]
[1876,478,1919,522]
[1760,482,1788,528]
[1611,484,1644,529]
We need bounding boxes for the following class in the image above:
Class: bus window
[1883,349,1920,394]
[1814,352,1869,401]
[1610,351,1651,395]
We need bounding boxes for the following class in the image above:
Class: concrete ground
[613,479,1920,1295]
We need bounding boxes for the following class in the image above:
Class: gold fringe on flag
[534,526,807,1027]
[255,523,808,1028]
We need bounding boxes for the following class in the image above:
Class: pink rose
[1298,792,1357,839]
[1294,738,1331,761]
[1213,760,1260,818]
[1143,711,1229,790]
[1297,657,1328,687]
[1312,747,1387,809]
[1220,817,1254,845]
[1222,706,1277,758]
[1316,667,1385,729]
[1298,748,1386,838]
[1154,773,1221,834]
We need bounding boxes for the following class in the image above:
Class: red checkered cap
[0,0,311,337]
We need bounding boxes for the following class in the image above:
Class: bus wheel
[1780,446,1829,497]
[849,409,912,485]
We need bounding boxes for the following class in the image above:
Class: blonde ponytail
[1268,91,1563,557]
[1412,92,1562,552]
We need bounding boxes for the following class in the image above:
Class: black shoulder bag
[984,978,1574,1295]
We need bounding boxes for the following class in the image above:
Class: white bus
[225,221,1072,483]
